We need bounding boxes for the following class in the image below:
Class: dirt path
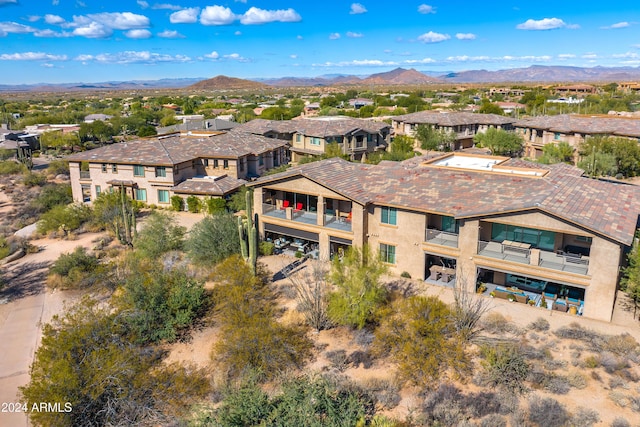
[0,232,104,427]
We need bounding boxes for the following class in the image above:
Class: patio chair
[280,200,290,210]
[294,202,303,212]
[428,269,440,281]
[553,300,568,312]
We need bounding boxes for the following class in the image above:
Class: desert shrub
[528,317,550,332]
[554,322,606,348]
[213,379,272,427]
[22,171,46,187]
[353,328,375,347]
[32,183,72,212]
[115,266,206,344]
[528,395,569,427]
[608,376,627,389]
[133,211,185,259]
[185,214,240,267]
[544,374,571,394]
[519,343,547,360]
[479,344,529,393]
[259,241,274,256]
[482,312,517,335]
[205,197,227,215]
[567,371,588,389]
[609,390,629,407]
[618,368,640,382]
[569,407,600,427]
[170,195,184,211]
[421,384,506,425]
[400,271,411,278]
[480,413,507,427]
[186,195,201,213]
[611,417,631,427]
[48,246,100,289]
[48,159,70,175]
[600,351,630,374]
[0,160,26,175]
[374,296,469,388]
[0,236,10,260]
[604,333,639,357]
[543,358,567,370]
[349,350,373,369]
[38,203,92,235]
[584,354,600,368]
[325,349,349,372]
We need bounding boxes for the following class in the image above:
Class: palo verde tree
[538,141,574,164]
[185,213,241,267]
[133,210,185,259]
[327,245,388,329]
[91,189,138,246]
[415,124,456,152]
[622,234,640,319]
[473,127,524,156]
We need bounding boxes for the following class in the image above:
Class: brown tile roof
[66,131,287,166]
[250,156,640,245]
[392,111,515,126]
[232,117,390,138]
[514,114,640,138]
[231,119,298,135]
[172,175,246,196]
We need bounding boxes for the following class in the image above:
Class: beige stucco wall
[583,237,623,321]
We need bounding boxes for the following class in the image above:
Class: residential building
[391,111,515,150]
[248,153,640,322]
[66,131,288,206]
[514,114,640,160]
[233,117,391,162]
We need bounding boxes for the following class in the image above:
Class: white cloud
[137,0,149,8]
[27,15,41,22]
[297,35,303,40]
[0,51,67,61]
[205,51,219,59]
[455,33,476,40]
[0,0,18,5]
[240,7,301,25]
[52,0,59,5]
[234,30,241,35]
[73,22,112,38]
[612,52,639,59]
[404,57,436,64]
[558,54,576,59]
[290,54,297,59]
[346,31,363,38]
[350,3,367,14]
[152,3,181,10]
[44,14,65,25]
[87,12,150,30]
[75,51,191,64]
[602,21,630,29]
[329,32,340,40]
[313,59,399,67]
[34,29,72,37]
[417,31,450,43]
[170,7,199,24]
[224,53,248,62]
[200,6,237,25]
[582,53,598,59]
[516,17,568,30]
[0,21,35,34]
[125,29,151,39]
[42,63,54,68]
[157,29,184,38]
[417,4,435,14]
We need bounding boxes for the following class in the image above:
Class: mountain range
[3,65,640,93]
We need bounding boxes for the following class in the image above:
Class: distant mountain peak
[187,75,268,90]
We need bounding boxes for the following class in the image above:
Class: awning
[107,179,137,187]
[329,236,352,245]
[264,223,319,242]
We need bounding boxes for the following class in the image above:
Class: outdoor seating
[294,202,303,211]
[428,269,440,281]
[553,300,568,312]
[280,200,290,210]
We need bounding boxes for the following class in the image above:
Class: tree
[227,185,248,212]
[133,211,185,259]
[578,151,617,178]
[478,100,504,115]
[621,236,640,319]
[91,190,138,245]
[373,295,470,388]
[415,124,456,151]
[20,299,210,427]
[286,263,332,331]
[473,128,523,156]
[538,141,574,164]
[185,214,241,267]
[137,125,157,137]
[327,245,388,329]
[479,344,530,394]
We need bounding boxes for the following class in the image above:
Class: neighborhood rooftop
[392,110,515,126]
[514,114,640,138]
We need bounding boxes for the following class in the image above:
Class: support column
[317,195,325,226]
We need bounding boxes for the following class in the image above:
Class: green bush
[47,159,70,175]
[400,271,411,278]
[32,184,72,212]
[259,241,274,256]
[186,195,201,213]
[170,195,184,211]
[0,236,10,260]
[38,204,92,235]
[23,171,46,187]
[133,211,185,259]
[185,214,240,267]
[0,160,27,175]
[205,197,227,215]
[48,246,100,289]
[479,344,530,394]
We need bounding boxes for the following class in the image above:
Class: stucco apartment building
[66,131,288,206]
[248,153,640,322]
[233,117,391,162]
[390,111,515,150]
[514,114,640,160]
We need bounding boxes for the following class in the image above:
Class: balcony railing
[424,229,458,248]
[79,171,91,180]
[262,203,286,219]
[292,209,317,225]
[477,240,589,275]
[325,214,352,232]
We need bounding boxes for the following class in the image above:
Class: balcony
[325,213,352,232]
[79,171,91,180]
[477,241,589,275]
[262,203,286,219]
[425,229,458,248]
[293,209,318,225]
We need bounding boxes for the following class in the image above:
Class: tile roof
[232,117,390,138]
[231,118,298,135]
[514,114,640,138]
[66,131,288,166]
[392,111,515,126]
[172,175,246,196]
[250,156,640,245]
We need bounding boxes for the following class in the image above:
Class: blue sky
[1,0,639,84]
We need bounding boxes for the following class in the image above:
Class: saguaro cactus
[237,188,258,273]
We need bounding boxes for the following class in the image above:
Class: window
[491,223,555,251]
[213,159,219,168]
[155,166,166,177]
[101,163,107,173]
[258,155,264,166]
[380,243,396,264]
[356,136,364,148]
[239,159,245,171]
[223,160,229,169]
[441,216,459,233]
[95,185,101,197]
[111,164,118,173]
[135,188,147,202]
[367,134,373,142]
[133,165,145,177]
[381,206,397,225]
[81,184,91,202]
[310,137,321,146]
[554,132,561,140]
[203,159,209,167]
[296,134,301,142]
[576,235,593,243]
[158,189,169,204]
